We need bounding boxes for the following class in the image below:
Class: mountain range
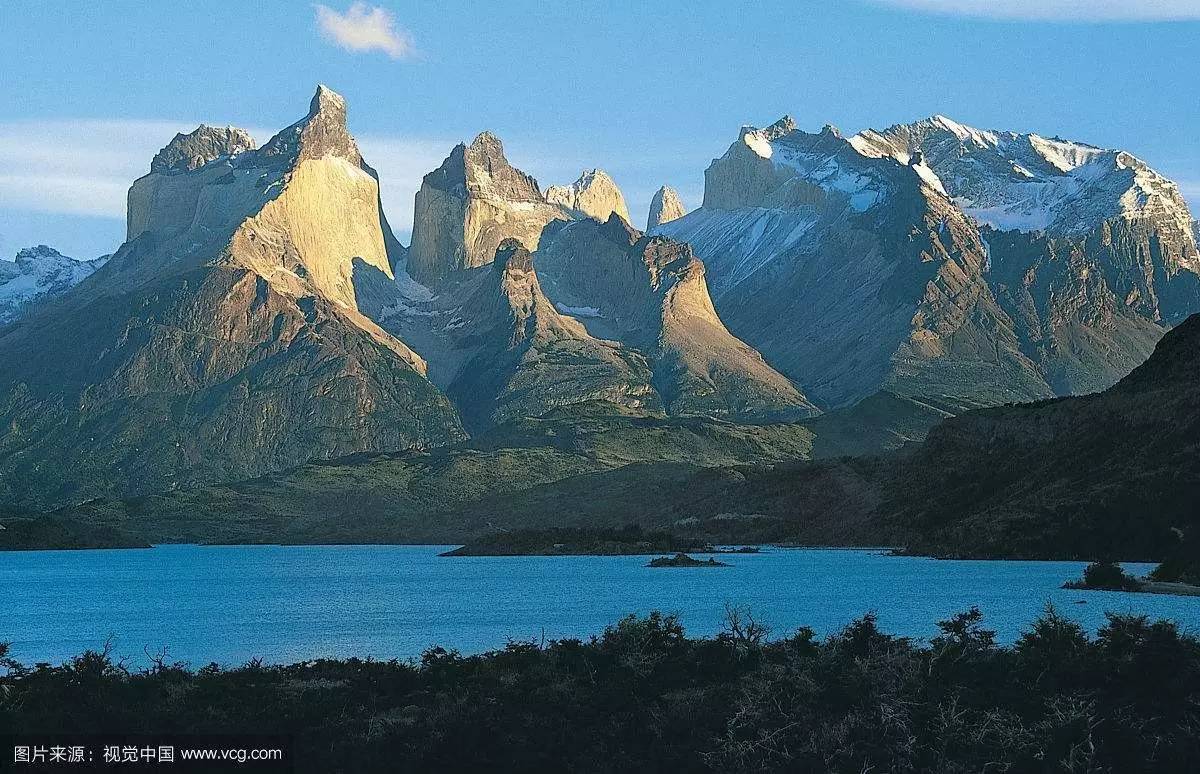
[654,114,1200,409]
[1,85,1197,556]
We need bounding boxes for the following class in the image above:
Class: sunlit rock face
[0,85,464,509]
[646,186,685,230]
[656,115,1200,409]
[407,132,569,285]
[546,169,631,224]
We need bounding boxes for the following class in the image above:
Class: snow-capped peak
[742,129,774,159]
[928,115,999,148]
[850,116,1197,238]
[0,245,108,323]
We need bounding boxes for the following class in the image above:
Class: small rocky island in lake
[647,553,730,568]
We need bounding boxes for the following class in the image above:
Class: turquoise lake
[2,545,1195,667]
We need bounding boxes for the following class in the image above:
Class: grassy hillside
[50,412,828,545]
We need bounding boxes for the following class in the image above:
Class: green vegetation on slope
[441,525,709,556]
[47,412,828,545]
[887,313,1200,560]
[0,515,149,551]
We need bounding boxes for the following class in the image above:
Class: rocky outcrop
[0,246,108,324]
[407,133,569,285]
[701,116,799,210]
[658,115,1200,409]
[0,85,464,509]
[545,169,631,224]
[127,86,402,314]
[536,216,818,419]
[445,239,658,431]
[646,186,685,230]
[150,125,256,173]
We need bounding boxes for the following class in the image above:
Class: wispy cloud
[0,119,204,219]
[869,0,1200,21]
[315,3,414,59]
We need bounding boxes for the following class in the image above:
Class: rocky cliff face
[0,86,464,508]
[0,246,108,324]
[408,133,569,285]
[536,216,818,419]
[545,169,631,224]
[150,125,257,174]
[443,240,658,431]
[657,115,1200,408]
[853,115,1200,328]
[646,186,685,230]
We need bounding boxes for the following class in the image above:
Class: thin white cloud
[0,119,206,219]
[315,3,413,59]
[870,0,1200,20]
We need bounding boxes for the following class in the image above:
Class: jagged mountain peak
[257,84,363,167]
[0,245,108,324]
[850,115,1197,242]
[468,130,506,159]
[409,133,568,284]
[546,168,630,223]
[126,84,401,314]
[14,244,69,264]
[646,186,686,230]
[442,236,658,431]
[702,113,940,213]
[598,211,640,244]
[437,131,544,202]
[632,234,708,296]
[0,86,465,507]
[659,112,1200,410]
[151,125,257,173]
[739,115,796,143]
[534,217,818,420]
[310,83,346,116]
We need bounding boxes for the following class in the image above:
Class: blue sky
[2,0,1199,259]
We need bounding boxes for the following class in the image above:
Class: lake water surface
[2,545,1196,667]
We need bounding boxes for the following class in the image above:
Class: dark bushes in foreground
[3,607,1199,773]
